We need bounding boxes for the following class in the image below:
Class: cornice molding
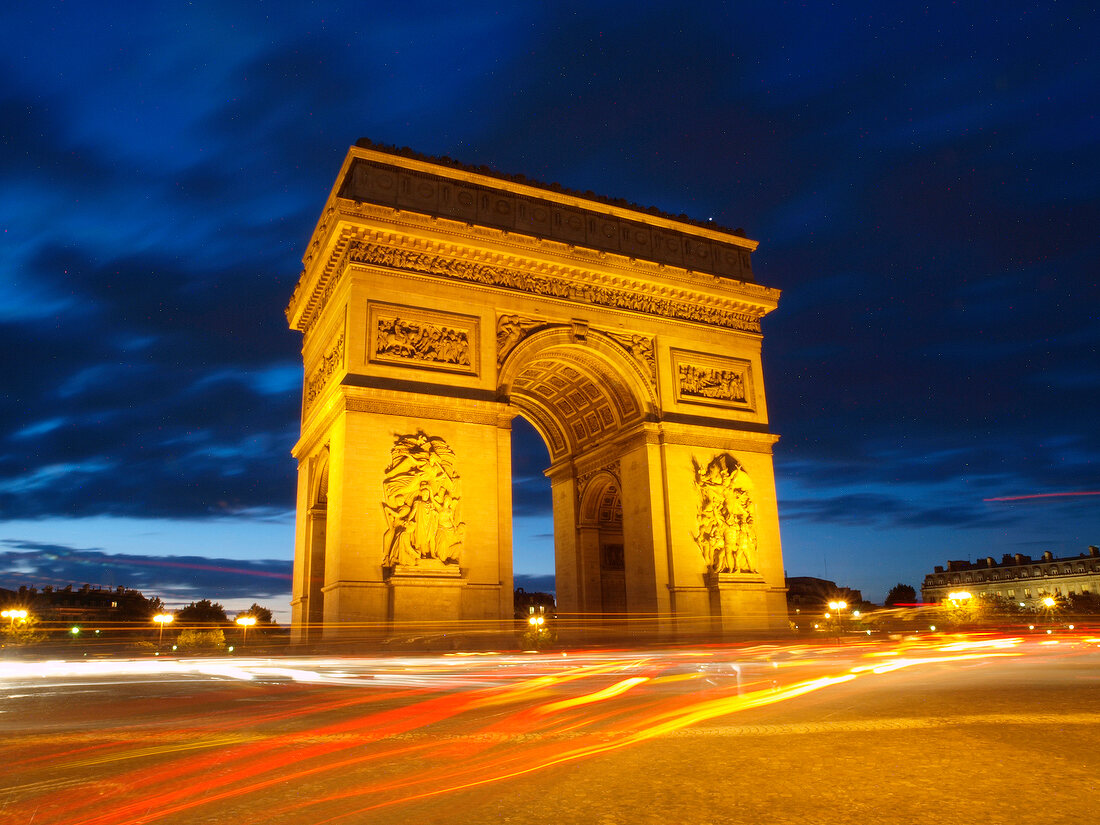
[290,224,775,337]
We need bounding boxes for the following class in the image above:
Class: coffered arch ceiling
[502,341,649,462]
[579,472,623,528]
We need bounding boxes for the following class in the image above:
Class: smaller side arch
[313,448,330,508]
[303,446,330,638]
[578,469,623,527]
[575,471,626,615]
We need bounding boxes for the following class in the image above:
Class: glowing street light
[2,609,28,629]
[153,613,174,646]
[947,591,972,602]
[235,615,257,646]
[1040,595,1057,628]
[827,600,847,643]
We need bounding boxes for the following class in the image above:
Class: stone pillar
[617,431,673,621]
[550,467,580,617]
[576,525,602,614]
[289,460,312,643]
[305,505,327,637]
[387,562,466,634]
[707,573,775,632]
[495,421,515,620]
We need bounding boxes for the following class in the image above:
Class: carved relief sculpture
[382,432,466,569]
[679,364,746,403]
[671,349,754,410]
[303,332,345,414]
[496,314,544,366]
[375,316,471,366]
[606,330,657,383]
[692,453,759,574]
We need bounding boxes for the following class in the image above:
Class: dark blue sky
[1,2,1096,613]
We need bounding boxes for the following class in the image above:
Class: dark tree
[1064,592,1100,616]
[246,603,275,624]
[114,592,165,622]
[177,599,228,625]
[884,583,917,606]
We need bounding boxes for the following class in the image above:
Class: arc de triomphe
[286,141,787,640]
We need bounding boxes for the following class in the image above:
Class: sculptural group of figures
[382,432,465,568]
[693,453,759,574]
[376,318,470,366]
[679,364,746,402]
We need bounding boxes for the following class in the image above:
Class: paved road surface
[2,631,1098,824]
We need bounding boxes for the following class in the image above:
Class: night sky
[1,2,1096,617]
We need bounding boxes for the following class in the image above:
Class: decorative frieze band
[347,241,762,334]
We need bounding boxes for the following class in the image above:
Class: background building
[922,547,1100,605]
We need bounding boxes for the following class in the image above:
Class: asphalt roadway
[2,631,1098,825]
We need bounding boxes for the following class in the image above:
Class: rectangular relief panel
[671,348,756,412]
[368,302,480,376]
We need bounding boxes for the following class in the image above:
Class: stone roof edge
[349,138,758,248]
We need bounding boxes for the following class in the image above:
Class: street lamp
[1041,595,1057,627]
[827,600,847,642]
[235,615,257,646]
[153,613,174,647]
[944,591,973,627]
[2,609,28,629]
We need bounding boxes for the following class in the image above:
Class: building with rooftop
[921,546,1100,605]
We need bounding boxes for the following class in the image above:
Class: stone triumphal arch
[286,141,787,640]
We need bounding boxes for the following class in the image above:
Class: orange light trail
[534,676,650,714]
[2,634,1095,825]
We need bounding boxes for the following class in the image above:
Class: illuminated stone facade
[921,547,1100,605]
[286,142,787,640]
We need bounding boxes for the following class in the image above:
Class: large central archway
[499,328,657,620]
[286,142,788,640]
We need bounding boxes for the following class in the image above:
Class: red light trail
[3,634,1096,824]
[983,491,1100,502]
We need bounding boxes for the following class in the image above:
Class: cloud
[0,541,292,603]
[0,2,1096,602]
